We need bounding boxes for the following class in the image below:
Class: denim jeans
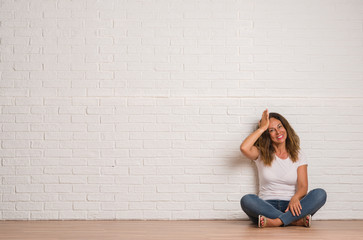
[240,188,327,226]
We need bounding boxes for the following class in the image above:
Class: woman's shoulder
[297,150,308,166]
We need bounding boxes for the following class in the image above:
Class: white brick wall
[1,0,363,220]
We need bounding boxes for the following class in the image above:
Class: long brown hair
[254,112,300,166]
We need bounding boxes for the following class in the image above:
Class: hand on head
[259,109,269,131]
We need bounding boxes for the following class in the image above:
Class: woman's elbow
[240,146,248,156]
[301,185,308,195]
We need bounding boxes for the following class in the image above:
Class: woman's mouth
[277,135,284,139]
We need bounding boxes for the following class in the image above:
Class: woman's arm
[240,109,269,160]
[285,165,308,216]
[240,128,264,160]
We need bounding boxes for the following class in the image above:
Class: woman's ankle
[290,219,304,226]
[266,218,283,227]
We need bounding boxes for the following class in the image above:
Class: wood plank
[0,220,362,240]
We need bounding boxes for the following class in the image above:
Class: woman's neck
[273,143,287,155]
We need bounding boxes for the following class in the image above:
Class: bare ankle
[274,218,283,226]
[290,218,304,226]
[266,218,283,227]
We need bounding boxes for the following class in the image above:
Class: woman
[240,109,327,227]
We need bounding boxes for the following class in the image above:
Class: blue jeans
[240,188,327,226]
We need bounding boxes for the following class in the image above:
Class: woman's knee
[240,194,258,209]
[310,188,327,204]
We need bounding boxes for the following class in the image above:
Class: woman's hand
[285,196,302,216]
[258,109,269,131]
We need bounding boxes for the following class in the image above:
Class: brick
[31,193,59,202]
[16,184,43,193]
[157,184,184,193]
[59,176,87,184]
[157,202,184,211]
[2,211,29,220]
[88,194,114,202]
[144,193,171,201]
[31,212,59,220]
[101,202,128,210]
[129,202,155,210]
[45,203,72,211]
[73,203,99,210]
[87,176,114,184]
[59,211,86,220]
[2,140,30,149]
[73,184,100,193]
[186,202,213,210]
[186,184,212,193]
[3,194,30,202]
[31,175,58,184]
[100,185,128,193]
[16,202,43,211]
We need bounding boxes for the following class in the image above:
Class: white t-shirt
[255,152,308,201]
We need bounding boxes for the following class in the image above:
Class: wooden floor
[0,220,362,240]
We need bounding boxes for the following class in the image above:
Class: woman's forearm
[240,128,265,152]
[241,109,269,155]
[294,165,308,200]
[240,127,265,160]
[293,185,308,200]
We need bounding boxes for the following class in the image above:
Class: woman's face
[268,118,287,145]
